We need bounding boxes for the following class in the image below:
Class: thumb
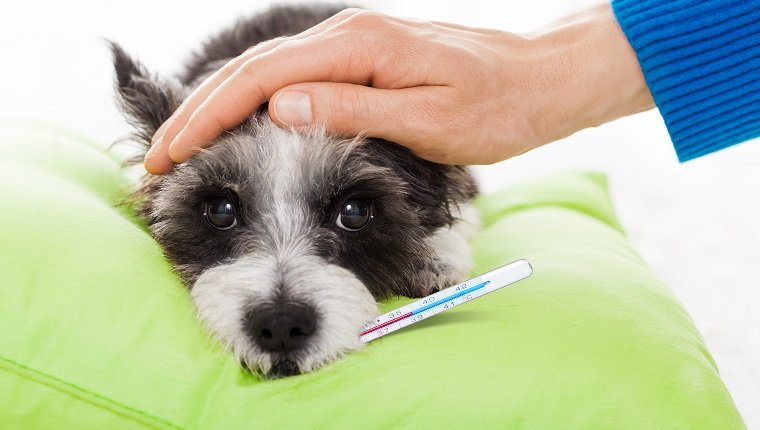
[269,82,441,148]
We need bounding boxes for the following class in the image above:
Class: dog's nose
[244,302,317,352]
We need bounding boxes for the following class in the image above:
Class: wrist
[527,3,654,145]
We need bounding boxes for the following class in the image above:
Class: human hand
[145,3,653,174]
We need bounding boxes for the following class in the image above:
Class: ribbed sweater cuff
[612,0,760,161]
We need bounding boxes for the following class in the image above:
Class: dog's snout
[245,302,316,353]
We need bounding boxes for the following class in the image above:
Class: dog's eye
[336,198,373,232]
[204,197,237,230]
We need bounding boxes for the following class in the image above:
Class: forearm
[525,3,655,146]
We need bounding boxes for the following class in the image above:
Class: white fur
[414,202,482,294]
[192,254,377,374]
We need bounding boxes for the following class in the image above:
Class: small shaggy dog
[111,3,478,377]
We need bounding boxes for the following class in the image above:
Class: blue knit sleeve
[611,0,760,161]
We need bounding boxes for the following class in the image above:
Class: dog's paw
[410,216,477,298]
[409,259,461,298]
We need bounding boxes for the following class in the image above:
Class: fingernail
[274,91,312,126]
[145,136,163,161]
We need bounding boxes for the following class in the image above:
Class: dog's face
[112,44,477,377]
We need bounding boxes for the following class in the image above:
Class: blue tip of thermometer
[359,259,533,343]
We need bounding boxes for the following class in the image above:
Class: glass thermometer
[360,259,533,343]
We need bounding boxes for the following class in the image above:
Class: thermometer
[360,259,533,343]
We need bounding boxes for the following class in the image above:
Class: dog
[111,3,478,378]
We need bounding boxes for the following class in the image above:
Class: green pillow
[0,123,745,429]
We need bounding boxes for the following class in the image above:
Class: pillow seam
[0,354,183,430]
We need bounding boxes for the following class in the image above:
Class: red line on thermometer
[359,312,413,336]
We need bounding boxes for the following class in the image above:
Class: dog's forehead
[183,120,356,196]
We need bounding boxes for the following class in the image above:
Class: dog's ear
[109,41,182,157]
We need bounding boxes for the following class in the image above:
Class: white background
[1,0,757,426]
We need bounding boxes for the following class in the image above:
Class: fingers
[164,34,378,164]
[144,8,366,174]
[269,82,454,161]
[143,38,282,174]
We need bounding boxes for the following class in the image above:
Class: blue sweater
[612,0,760,161]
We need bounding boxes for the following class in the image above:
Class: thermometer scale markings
[360,259,533,342]
[359,280,490,337]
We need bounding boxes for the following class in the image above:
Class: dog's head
[111,44,477,377]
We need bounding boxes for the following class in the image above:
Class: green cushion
[0,123,745,429]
